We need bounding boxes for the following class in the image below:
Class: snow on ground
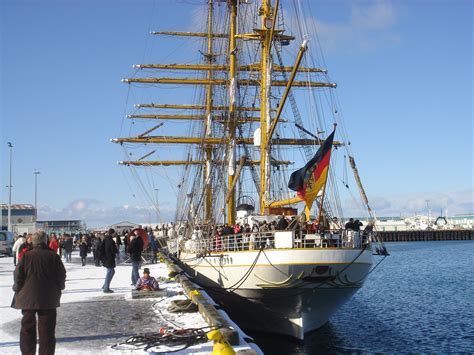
[0,247,216,354]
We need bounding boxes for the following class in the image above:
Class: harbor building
[37,220,86,235]
[0,204,36,235]
[1,204,86,235]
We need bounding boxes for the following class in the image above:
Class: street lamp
[34,170,41,221]
[7,142,13,232]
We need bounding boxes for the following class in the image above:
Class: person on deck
[135,268,159,291]
[354,219,363,232]
[345,218,355,230]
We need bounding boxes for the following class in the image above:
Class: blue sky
[1,0,472,227]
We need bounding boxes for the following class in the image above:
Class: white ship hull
[177,247,373,339]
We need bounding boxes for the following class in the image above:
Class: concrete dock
[378,229,473,242]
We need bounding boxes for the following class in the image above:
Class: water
[251,241,474,353]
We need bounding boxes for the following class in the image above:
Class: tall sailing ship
[113,0,388,339]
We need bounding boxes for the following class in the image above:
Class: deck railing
[174,230,369,254]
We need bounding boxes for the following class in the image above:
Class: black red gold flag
[288,128,336,210]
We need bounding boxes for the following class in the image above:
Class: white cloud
[283,0,401,55]
[38,189,472,229]
[367,189,474,217]
[38,199,175,228]
[351,1,397,29]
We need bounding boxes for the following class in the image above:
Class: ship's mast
[204,0,214,223]
[259,0,274,214]
[113,0,340,224]
[227,0,238,225]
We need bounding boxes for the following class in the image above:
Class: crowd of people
[10,226,163,299]
[163,215,375,253]
[10,227,161,267]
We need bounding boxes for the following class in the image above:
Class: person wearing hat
[135,268,159,291]
[12,230,66,355]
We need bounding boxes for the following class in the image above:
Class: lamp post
[7,142,13,232]
[34,170,41,221]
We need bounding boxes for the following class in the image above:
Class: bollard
[207,329,236,355]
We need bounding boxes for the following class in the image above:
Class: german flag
[288,128,336,210]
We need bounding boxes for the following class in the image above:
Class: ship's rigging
[111,0,389,340]
[113,0,375,227]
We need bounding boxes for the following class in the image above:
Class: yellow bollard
[189,289,200,298]
[207,329,236,355]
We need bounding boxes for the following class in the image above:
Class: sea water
[252,241,474,354]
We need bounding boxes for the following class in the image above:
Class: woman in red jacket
[48,233,59,254]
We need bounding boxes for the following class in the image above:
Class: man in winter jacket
[127,230,144,285]
[101,229,118,293]
[92,235,102,266]
[79,237,88,266]
[62,234,73,263]
[12,230,66,355]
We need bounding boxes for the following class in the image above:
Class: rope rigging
[115,0,386,249]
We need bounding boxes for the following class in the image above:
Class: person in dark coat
[275,216,289,231]
[101,229,117,293]
[92,235,101,266]
[12,230,66,355]
[123,230,130,251]
[79,237,88,266]
[127,230,144,285]
[345,218,355,230]
[63,234,73,263]
[354,219,363,232]
[149,236,158,264]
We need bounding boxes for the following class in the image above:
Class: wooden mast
[112,1,342,221]
[259,0,273,214]
[204,0,214,224]
[227,0,238,225]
